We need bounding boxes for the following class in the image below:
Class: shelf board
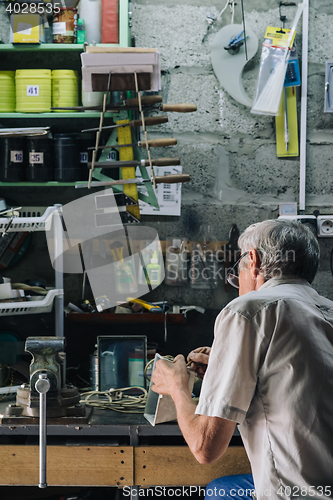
[0,43,124,52]
[0,112,116,118]
[0,181,87,187]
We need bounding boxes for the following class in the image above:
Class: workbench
[0,401,251,487]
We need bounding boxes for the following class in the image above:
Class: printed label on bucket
[80,152,88,163]
[29,152,44,164]
[26,85,39,97]
[10,151,23,163]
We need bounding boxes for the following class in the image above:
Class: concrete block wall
[131,0,333,304]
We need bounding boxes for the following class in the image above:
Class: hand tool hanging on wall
[87,138,177,151]
[76,174,191,189]
[86,158,181,169]
[52,101,197,113]
[81,115,169,133]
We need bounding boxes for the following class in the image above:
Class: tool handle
[126,95,163,106]
[35,373,50,489]
[142,157,181,167]
[161,103,197,113]
[131,116,168,128]
[140,138,177,148]
[155,174,190,184]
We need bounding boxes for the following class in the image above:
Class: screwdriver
[76,174,191,189]
[86,157,181,169]
[87,137,177,151]
[81,115,168,133]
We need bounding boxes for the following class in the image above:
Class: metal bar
[35,373,51,488]
[54,205,64,337]
[299,0,309,211]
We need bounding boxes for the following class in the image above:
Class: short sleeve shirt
[195,278,333,499]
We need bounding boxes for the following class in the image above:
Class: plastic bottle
[146,251,161,285]
[190,224,219,289]
[77,18,85,43]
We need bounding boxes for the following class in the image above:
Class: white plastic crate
[0,289,63,316]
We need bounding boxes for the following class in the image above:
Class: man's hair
[238,219,320,284]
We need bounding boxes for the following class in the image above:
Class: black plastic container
[26,137,54,182]
[0,137,26,182]
[54,134,81,182]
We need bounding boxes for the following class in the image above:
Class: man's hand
[151,354,189,398]
[187,346,211,379]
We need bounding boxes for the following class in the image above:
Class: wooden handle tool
[161,103,197,113]
[87,157,181,169]
[76,174,190,189]
[87,138,177,151]
[82,116,168,133]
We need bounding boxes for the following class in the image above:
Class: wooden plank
[134,446,251,486]
[0,446,133,486]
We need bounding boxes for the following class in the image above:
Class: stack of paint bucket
[15,69,52,112]
[52,70,78,112]
[0,71,15,113]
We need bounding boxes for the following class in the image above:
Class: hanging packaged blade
[87,138,177,151]
[87,157,181,169]
[81,115,168,133]
[76,174,191,188]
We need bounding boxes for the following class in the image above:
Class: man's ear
[248,248,261,277]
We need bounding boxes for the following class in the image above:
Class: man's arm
[151,355,236,465]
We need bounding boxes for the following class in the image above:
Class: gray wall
[0,0,333,309]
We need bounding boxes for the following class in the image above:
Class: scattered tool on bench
[81,115,169,133]
[76,174,191,188]
[127,297,163,313]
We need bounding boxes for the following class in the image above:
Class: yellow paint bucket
[0,71,15,112]
[15,69,51,113]
[52,70,78,112]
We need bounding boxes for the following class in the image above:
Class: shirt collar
[259,276,311,291]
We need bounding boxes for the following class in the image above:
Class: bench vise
[6,336,83,418]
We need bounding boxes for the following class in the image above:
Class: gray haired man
[152,220,333,500]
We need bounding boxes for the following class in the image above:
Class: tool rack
[0,205,64,336]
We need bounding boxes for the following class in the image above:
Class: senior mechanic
[151,220,333,500]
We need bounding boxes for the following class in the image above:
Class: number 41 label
[27,85,39,97]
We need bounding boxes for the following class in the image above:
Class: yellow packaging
[10,14,45,44]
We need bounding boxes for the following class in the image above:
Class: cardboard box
[10,14,45,44]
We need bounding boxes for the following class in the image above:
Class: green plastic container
[15,69,51,113]
[52,70,78,112]
[0,71,15,112]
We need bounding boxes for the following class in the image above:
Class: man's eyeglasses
[226,251,250,289]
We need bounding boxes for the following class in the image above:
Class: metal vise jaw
[6,336,83,418]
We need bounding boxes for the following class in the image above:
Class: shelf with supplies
[0,206,64,333]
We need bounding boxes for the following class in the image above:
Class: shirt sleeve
[195,306,265,424]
